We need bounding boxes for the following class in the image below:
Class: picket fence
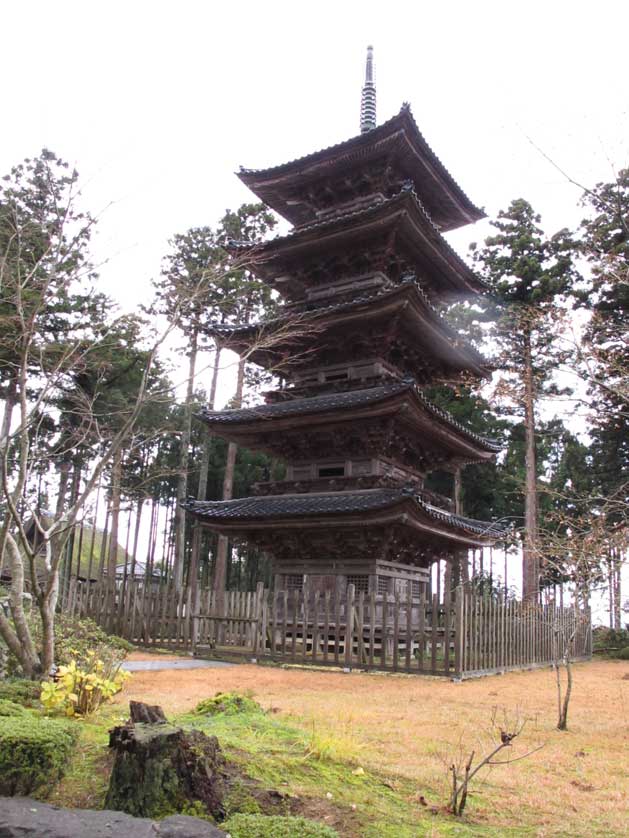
[61,577,591,679]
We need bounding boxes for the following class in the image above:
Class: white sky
[3,1,627,351]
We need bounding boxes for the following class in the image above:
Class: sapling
[448,707,544,816]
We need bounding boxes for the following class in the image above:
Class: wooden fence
[61,578,591,679]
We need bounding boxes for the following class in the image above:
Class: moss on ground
[181,700,522,837]
[196,691,262,717]
[40,705,121,810]
[224,814,339,838]
[43,693,534,836]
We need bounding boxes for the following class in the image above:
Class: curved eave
[227,188,485,298]
[237,104,484,232]
[199,382,501,459]
[214,281,491,378]
[184,489,505,547]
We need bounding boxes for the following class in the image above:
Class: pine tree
[211,204,277,593]
[472,199,579,601]
[153,203,276,591]
[577,170,629,625]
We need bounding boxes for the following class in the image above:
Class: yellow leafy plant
[40,656,130,717]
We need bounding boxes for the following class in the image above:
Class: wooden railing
[61,579,591,678]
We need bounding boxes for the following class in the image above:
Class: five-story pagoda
[185,47,504,596]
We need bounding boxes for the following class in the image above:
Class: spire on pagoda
[360,45,376,133]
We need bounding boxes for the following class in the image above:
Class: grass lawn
[47,656,628,837]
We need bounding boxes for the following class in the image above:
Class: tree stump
[105,702,227,820]
[129,700,168,724]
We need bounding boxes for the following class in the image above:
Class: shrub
[41,656,131,716]
[0,715,78,795]
[0,699,28,717]
[593,626,629,652]
[3,613,132,678]
[0,678,41,707]
[223,814,339,838]
[618,646,629,660]
[51,615,133,666]
[196,692,262,717]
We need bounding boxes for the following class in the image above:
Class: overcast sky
[3,0,627,399]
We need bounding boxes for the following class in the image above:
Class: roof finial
[360,45,376,134]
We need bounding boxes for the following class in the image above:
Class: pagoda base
[185,487,506,598]
[246,523,431,597]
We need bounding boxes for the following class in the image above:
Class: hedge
[0,716,78,795]
[0,678,41,707]
[0,699,28,717]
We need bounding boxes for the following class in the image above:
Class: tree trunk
[0,379,17,567]
[0,377,18,580]
[189,345,222,592]
[40,596,56,676]
[173,329,199,590]
[107,447,123,583]
[213,354,245,594]
[55,460,71,521]
[85,483,101,583]
[522,331,539,603]
[0,533,40,677]
[612,548,621,631]
[62,462,82,590]
[0,375,17,448]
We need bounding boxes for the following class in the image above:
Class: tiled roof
[226,185,486,295]
[237,104,484,227]
[212,275,490,371]
[200,381,406,422]
[199,381,502,453]
[184,487,508,539]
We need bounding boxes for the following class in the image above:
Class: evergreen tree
[471,199,579,601]
[153,203,276,591]
[577,170,629,625]
[211,204,277,593]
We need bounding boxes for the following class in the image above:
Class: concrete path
[122,658,234,672]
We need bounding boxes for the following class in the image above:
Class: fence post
[253,581,265,659]
[344,584,355,670]
[430,594,438,674]
[454,585,464,679]
[191,583,200,654]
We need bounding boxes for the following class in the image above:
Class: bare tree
[0,151,179,677]
[447,708,544,817]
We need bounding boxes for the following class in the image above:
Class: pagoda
[185,47,504,597]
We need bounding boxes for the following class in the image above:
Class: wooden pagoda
[186,47,505,597]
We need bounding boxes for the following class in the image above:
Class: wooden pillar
[452,467,469,585]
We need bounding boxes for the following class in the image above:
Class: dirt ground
[118,654,629,836]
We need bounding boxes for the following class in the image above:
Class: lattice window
[411,580,422,597]
[318,464,345,478]
[285,574,304,591]
[377,576,390,595]
[394,578,409,596]
[324,370,348,382]
[347,575,369,594]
